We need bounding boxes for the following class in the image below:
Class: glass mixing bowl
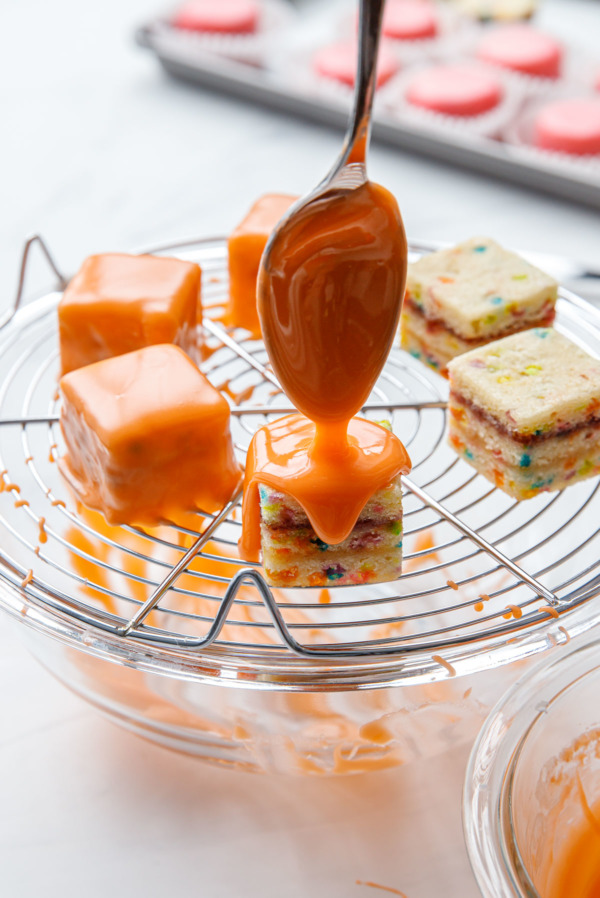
[2,235,600,775]
[464,632,600,897]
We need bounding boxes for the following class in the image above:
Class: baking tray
[135,20,600,210]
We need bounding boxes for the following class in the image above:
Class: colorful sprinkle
[522,365,542,375]
[490,296,503,305]
[512,274,528,280]
[473,245,488,253]
[520,453,531,468]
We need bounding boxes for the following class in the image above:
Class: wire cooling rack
[1,234,600,672]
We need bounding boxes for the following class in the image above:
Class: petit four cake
[227,193,297,336]
[533,99,600,156]
[313,40,400,90]
[60,344,242,525]
[172,0,260,34]
[59,253,201,375]
[405,64,504,117]
[240,416,410,588]
[400,237,557,375]
[476,25,562,78]
[382,0,438,41]
[447,328,600,500]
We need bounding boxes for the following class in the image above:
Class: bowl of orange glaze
[464,632,600,898]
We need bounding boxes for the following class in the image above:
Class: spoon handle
[340,0,387,169]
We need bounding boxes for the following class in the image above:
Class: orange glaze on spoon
[238,0,411,563]
[238,181,410,560]
[259,181,406,430]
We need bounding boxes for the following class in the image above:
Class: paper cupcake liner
[277,42,404,111]
[460,30,600,98]
[380,60,526,139]
[336,1,479,65]
[503,89,600,170]
[157,0,294,67]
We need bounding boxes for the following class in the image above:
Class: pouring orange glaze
[238,0,410,564]
[238,180,411,561]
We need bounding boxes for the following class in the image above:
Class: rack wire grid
[1,234,600,677]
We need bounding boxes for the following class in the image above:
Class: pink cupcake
[165,0,291,65]
[382,0,439,41]
[172,0,260,34]
[476,24,562,79]
[313,40,400,90]
[533,98,600,156]
[406,63,504,116]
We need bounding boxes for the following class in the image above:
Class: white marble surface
[1,0,599,895]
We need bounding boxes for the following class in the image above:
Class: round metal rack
[1,234,600,682]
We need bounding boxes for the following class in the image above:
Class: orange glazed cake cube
[59,344,242,525]
[58,253,201,375]
[227,193,297,335]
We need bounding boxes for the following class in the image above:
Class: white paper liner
[503,89,600,171]
[156,0,294,66]
[276,43,404,111]
[461,29,600,98]
[380,60,526,139]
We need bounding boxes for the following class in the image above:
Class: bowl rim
[463,631,600,898]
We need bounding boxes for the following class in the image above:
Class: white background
[1,1,599,895]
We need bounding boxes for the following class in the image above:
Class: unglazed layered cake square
[447,328,600,499]
[400,237,557,375]
[259,478,404,587]
[227,193,297,336]
[59,344,242,525]
[59,253,202,375]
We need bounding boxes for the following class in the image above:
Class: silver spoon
[257,0,407,436]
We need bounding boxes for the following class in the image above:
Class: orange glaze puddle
[219,380,255,405]
[544,790,600,898]
[356,882,408,897]
[239,179,409,557]
[403,529,441,571]
[66,524,118,614]
[38,517,47,544]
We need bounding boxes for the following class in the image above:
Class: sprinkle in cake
[447,328,600,499]
[259,477,405,588]
[400,237,557,375]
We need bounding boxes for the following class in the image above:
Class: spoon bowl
[257,0,407,438]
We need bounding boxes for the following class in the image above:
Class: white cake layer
[401,307,488,375]
[406,237,557,340]
[449,403,600,499]
[448,328,600,437]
